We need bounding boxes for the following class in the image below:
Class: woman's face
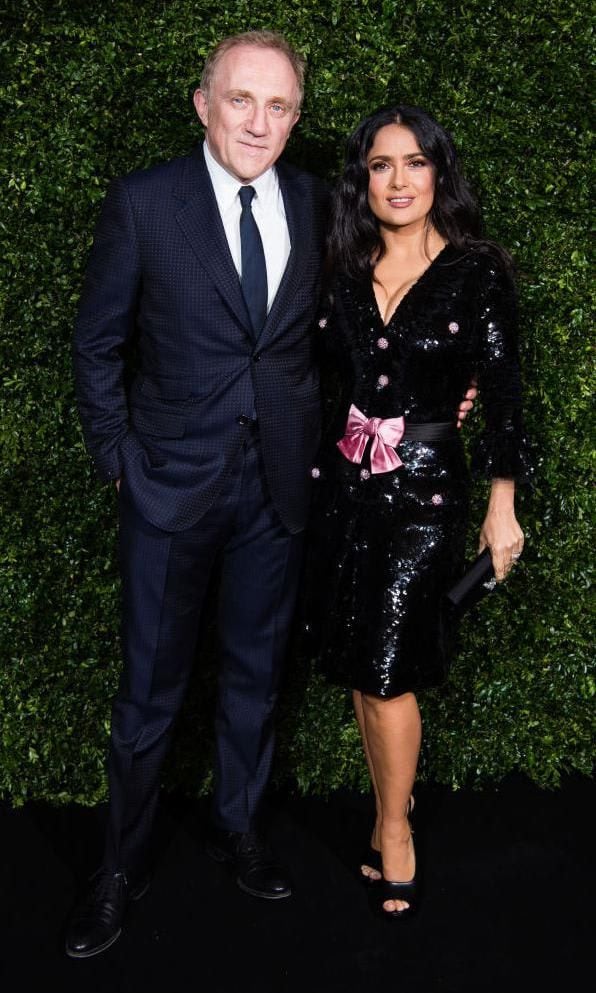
[367,124,436,232]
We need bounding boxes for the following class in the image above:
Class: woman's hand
[478,479,524,581]
[456,379,478,429]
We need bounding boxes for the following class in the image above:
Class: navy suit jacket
[73,145,329,533]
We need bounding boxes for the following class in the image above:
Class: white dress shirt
[203,140,291,314]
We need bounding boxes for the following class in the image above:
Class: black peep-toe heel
[360,794,415,886]
[359,845,382,885]
[376,874,418,920]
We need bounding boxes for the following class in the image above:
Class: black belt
[402,421,458,443]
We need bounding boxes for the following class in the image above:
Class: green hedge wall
[1,0,593,804]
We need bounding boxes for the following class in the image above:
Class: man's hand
[456,380,478,429]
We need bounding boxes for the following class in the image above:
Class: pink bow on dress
[337,403,405,474]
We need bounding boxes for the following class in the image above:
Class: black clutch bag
[445,548,496,614]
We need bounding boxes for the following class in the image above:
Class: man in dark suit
[66,31,328,958]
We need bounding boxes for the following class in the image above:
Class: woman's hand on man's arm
[456,380,478,428]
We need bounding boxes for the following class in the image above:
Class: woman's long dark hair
[328,104,512,278]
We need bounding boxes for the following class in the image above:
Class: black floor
[1,774,593,993]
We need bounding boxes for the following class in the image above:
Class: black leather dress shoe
[206,829,292,900]
[65,869,149,958]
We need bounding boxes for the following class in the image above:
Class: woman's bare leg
[360,691,422,912]
[353,689,383,880]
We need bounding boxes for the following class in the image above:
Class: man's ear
[193,89,208,128]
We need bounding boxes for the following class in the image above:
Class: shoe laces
[87,870,127,905]
[237,832,267,857]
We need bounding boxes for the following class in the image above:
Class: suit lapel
[173,146,251,334]
[257,161,315,345]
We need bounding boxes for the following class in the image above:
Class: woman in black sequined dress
[307,106,531,917]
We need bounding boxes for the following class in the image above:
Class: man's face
[194,45,301,183]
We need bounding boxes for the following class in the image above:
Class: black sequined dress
[306,246,532,698]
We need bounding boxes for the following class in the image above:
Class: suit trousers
[103,431,304,873]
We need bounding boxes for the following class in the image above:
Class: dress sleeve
[314,284,353,445]
[313,285,345,369]
[470,256,533,484]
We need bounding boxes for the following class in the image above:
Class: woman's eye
[409,159,428,168]
[370,161,388,171]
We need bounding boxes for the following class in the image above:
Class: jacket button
[237,414,251,426]
[252,352,261,362]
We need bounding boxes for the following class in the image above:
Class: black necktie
[239,185,268,336]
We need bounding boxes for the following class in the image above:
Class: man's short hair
[200,30,306,110]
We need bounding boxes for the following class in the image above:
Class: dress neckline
[370,243,451,328]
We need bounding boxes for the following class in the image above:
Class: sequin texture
[304,246,531,698]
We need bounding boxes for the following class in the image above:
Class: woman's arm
[470,256,533,485]
[470,255,532,579]
[479,478,524,581]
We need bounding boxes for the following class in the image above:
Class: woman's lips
[387,196,414,207]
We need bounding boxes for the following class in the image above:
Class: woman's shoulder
[438,244,515,302]
[444,243,514,278]
[326,269,372,312]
